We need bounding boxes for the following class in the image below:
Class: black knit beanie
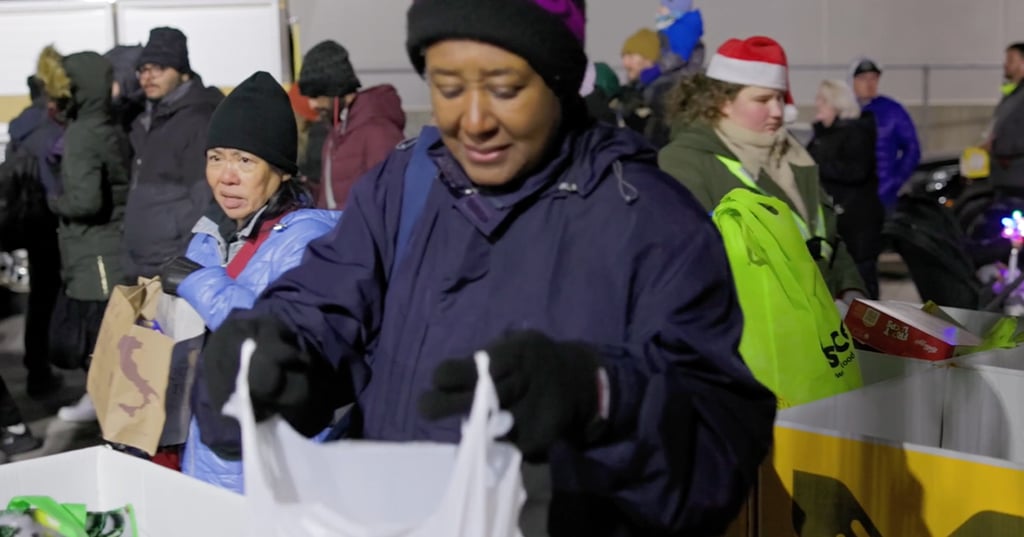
[206,72,298,175]
[137,27,191,74]
[406,0,588,99]
[298,40,361,98]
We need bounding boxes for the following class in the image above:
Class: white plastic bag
[226,340,527,537]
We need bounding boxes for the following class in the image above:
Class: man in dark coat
[122,27,223,281]
[2,75,63,397]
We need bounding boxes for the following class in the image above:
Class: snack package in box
[844,299,983,360]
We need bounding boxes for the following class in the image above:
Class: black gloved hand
[203,315,347,437]
[159,256,203,296]
[419,330,603,462]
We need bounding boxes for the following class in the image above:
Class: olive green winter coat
[658,121,865,297]
[48,52,131,301]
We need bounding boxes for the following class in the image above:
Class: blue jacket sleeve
[891,104,921,188]
[871,105,894,205]
[183,230,224,269]
[559,199,776,534]
[178,267,258,332]
[178,220,332,331]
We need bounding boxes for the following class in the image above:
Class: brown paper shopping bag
[87,278,175,455]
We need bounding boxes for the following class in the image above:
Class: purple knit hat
[407,0,588,98]
[532,0,586,41]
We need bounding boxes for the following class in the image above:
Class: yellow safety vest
[715,155,833,260]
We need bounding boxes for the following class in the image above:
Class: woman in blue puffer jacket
[158,72,341,493]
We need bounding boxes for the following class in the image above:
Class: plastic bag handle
[465,351,514,440]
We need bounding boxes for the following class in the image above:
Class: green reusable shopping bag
[713,188,862,408]
[4,496,137,537]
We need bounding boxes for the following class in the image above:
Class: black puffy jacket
[807,114,885,262]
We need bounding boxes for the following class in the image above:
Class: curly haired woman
[658,36,865,301]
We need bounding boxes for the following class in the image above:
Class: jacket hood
[565,124,658,195]
[425,122,658,228]
[348,85,405,131]
[104,45,145,105]
[429,123,655,216]
[63,52,113,119]
[8,104,46,144]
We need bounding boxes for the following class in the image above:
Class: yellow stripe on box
[760,425,1024,536]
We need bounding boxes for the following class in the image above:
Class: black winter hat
[406,0,588,99]
[853,58,882,77]
[137,27,191,74]
[298,40,361,98]
[105,45,144,99]
[206,72,298,175]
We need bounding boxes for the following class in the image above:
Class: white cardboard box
[781,364,1024,464]
[0,447,242,536]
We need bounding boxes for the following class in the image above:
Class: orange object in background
[288,82,318,122]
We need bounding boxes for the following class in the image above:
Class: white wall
[290,0,1024,108]
[0,0,288,95]
[288,0,427,108]
[0,1,116,96]
[117,0,287,87]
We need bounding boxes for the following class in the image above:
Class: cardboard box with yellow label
[756,359,1024,536]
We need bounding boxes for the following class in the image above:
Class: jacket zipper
[97,256,109,297]
[323,104,351,210]
[324,134,336,209]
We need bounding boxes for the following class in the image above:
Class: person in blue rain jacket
[200,1,777,535]
[851,57,922,209]
[157,71,339,493]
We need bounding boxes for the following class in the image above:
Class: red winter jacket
[318,85,405,209]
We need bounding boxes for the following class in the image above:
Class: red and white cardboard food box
[844,299,983,361]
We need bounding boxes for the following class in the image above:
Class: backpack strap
[226,214,286,279]
[390,126,440,279]
[324,128,441,441]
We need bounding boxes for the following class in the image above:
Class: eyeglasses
[136,64,166,78]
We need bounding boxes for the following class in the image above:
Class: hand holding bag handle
[227,341,524,537]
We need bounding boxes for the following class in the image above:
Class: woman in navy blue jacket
[200,1,777,535]
[158,72,339,492]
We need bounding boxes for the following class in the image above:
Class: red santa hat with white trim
[706,36,800,124]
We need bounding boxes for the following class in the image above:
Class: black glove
[419,330,603,462]
[159,256,203,296]
[203,315,349,437]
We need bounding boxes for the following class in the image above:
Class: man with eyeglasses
[122,27,224,285]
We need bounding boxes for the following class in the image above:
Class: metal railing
[790,63,1003,150]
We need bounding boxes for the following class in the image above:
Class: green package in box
[0,496,137,537]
